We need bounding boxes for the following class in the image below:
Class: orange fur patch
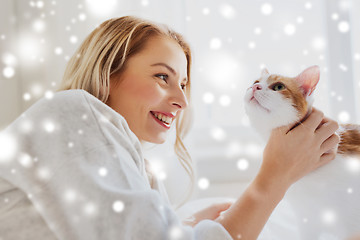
[338,124,360,156]
[266,75,308,119]
[254,72,360,157]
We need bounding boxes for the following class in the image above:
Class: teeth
[153,113,172,125]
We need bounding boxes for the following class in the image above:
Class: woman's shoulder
[18,89,124,127]
[2,89,145,177]
[43,89,96,109]
[20,89,93,116]
[6,89,137,147]
[41,90,142,158]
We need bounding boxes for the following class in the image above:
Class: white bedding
[177,197,301,240]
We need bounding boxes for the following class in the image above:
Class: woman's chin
[141,134,167,145]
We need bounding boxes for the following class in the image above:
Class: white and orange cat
[244,66,360,240]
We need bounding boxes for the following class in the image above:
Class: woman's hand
[216,108,340,240]
[257,107,340,194]
[182,202,233,227]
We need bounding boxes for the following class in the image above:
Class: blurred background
[1,0,359,205]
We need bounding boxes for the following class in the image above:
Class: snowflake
[33,19,46,33]
[98,167,108,177]
[147,159,167,180]
[261,3,273,15]
[36,1,44,9]
[198,177,210,190]
[237,158,249,171]
[37,166,52,180]
[85,0,117,17]
[219,94,231,107]
[83,202,97,216]
[19,119,33,133]
[69,35,78,44]
[78,13,86,21]
[2,66,15,78]
[168,226,183,240]
[209,38,222,50]
[45,91,54,99]
[54,47,63,55]
[345,157,360,173]
[338,21,350,33]
[210,126,226,141]
[43,120,55,133]
[202,8,210,15]
[112,200,125,213]
[202,92,214,104]
[141,0,149,7]
[254,27,262,35]
[304,2,312,9]
[0,132,17,163]
[18,153,34,168]
[322,210,336,224]
[219,4,236,19]
[284,24,296,36]
[338,111,350,123]
[312,37,326,51]
[2,52,17,66]
[64,189,77,203]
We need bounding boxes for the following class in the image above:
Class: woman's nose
[170,87,188,109]
[252,83,262,93]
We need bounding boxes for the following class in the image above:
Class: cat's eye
[271,83,286,91]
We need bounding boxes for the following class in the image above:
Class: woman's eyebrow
[151,63,176,75]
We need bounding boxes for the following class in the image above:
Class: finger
[314,151,336,170]
[316,119,339,143]
[320,133,340,153]
[301,107,324,131]
[213,202,233,212]
[318,116,332,128]
[273,122,297,135]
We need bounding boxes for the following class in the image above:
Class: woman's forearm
[216,108,339,239]
[216,174,287,240]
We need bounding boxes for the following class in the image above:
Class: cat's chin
[248,96,271,113]
[245,106,301,141]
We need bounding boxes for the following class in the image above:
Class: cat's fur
[244,66,360,239]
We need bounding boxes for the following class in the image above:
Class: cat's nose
[252,83,262,92]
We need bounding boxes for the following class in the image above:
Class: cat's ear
[295,65,320,96]
[261,68,270,77]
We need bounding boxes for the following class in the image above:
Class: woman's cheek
[139,84,164,103]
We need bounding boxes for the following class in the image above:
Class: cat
[244,65,360,240]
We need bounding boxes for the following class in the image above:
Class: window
[0,0,358,202]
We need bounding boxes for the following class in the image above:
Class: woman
[0,16,339,239]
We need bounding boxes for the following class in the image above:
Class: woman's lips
[150,112,171,129]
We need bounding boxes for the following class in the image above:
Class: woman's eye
[272,83,285,91]
[156,74,168,82]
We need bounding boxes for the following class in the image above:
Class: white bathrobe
[0,90,232,240]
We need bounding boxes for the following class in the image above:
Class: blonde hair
[59,16,194,203]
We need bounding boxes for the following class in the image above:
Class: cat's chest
[296,154,359,185]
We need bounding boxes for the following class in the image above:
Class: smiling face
[244,66,320,139]
[107,36,189,144]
